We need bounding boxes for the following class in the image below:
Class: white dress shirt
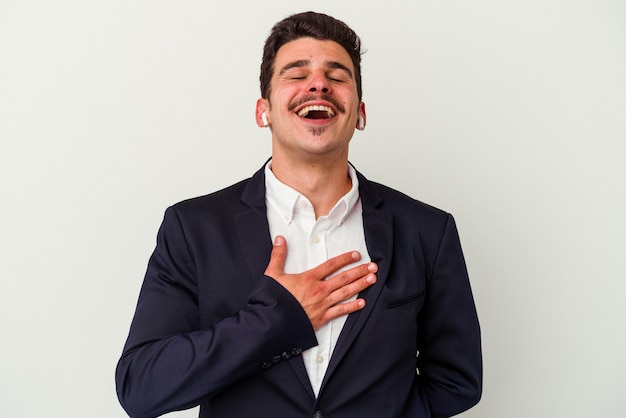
[265,161,371,397]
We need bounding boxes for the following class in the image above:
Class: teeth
[297,105,335,118]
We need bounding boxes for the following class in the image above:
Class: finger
[264,235,287,277]
[323,298,367,324]
[327,262,378,291]
[308,250,361,280]
[327,272,377,306]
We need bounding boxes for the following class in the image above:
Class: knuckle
[330,286,353,305]
[310,285,325,299]
[337,286,352,300]
[335,302,352,316]
[333,271,348,284]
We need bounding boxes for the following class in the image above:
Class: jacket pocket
[385,291,425,309]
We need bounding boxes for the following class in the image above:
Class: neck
[270,155,352,218]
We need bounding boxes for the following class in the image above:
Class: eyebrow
[279,59,354,79]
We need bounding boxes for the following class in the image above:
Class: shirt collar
[264,160,360,226]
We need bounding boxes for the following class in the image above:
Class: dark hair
[260,11,363,101]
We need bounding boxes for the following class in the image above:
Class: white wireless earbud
[357,115,365,130]
[261,112,269,127]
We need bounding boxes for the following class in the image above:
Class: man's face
[256,37,365,163]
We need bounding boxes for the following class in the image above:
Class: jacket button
[312,411,324,418]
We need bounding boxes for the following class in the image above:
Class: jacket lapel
[235,167,273,285]
[235,164,316,399]
[320,170,394,392]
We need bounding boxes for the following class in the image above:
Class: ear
[256,98,270,128]
[356,101,367,130]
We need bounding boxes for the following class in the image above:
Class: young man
[116,12,482,418]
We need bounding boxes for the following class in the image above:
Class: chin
[307,126,328,136]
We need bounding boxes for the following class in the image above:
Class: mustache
[288,94,345,114]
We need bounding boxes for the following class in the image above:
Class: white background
[1,1,625,417]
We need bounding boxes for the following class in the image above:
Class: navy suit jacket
[116,164,482,418]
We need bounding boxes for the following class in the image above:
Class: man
[116,11,482,418]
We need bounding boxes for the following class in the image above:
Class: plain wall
[1,1,625,417]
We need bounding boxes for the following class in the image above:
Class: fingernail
[351,251,360,260]
[274,236,284,246]
[366,274,376,283]
[368,263,378,272]
[357,299,366,308]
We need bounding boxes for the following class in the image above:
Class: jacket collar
[240,160,384,212]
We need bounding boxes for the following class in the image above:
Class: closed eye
[326,61,353,82]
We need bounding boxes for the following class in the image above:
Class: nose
[308,71,330,94]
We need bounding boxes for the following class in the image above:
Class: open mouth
[296,105,336,120]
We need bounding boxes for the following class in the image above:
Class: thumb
[264,235,287,277]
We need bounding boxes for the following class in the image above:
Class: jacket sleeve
[115,207,317,418]
[417,214,482,417]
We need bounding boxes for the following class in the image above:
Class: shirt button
[311,236,320,244]
[316,355,324,364]
[300,201,308,207]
